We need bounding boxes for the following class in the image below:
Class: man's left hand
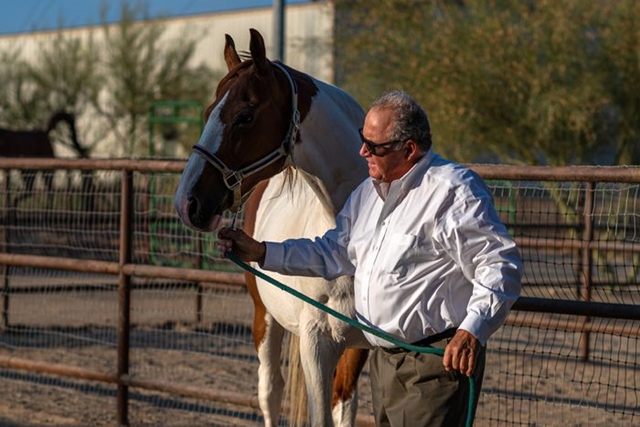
[443,329,481,377]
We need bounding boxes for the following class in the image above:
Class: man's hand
[442,329,481,377]
[217,227,266,264]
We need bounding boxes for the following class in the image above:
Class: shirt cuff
[458,312,490,346]
[261,241,284,272]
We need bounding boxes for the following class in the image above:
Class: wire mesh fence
[0,160,639,426]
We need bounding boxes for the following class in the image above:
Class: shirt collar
[372,149,436,200]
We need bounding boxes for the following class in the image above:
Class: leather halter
[192,61,300,212]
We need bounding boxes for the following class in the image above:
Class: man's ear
[405,140,420,161]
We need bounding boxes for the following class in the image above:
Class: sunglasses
[358,128,407,156]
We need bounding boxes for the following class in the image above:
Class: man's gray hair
[370,90,432,152]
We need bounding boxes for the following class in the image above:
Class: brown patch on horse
[275,64,316,147]
[207,29,317,146]
[242,178,270,349]
[332,347,369,407]
[207,59,316,133]
[208,60,254,116]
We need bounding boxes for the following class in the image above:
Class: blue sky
[0,0,310,35]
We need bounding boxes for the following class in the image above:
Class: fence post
[1,171,9,331]
[579,182,594,360]
[117,170,134,425]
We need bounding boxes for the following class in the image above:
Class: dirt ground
[0,284,373,427]
[1,287,639,426]
[0,348,268,427]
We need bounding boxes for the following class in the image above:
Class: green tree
[0,1,218,158]
[0,50,59,129]
[96,2,216,157]
[596,0,640,164]
[335,0,640,166]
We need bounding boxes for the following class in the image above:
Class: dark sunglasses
[358,128,407,156]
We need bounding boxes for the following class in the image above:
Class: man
[218,90,522,426]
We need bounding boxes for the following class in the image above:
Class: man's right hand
[217,227,266,264]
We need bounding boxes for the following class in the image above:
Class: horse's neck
[294,81,368,214]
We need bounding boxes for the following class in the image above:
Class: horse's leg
[246,271,287,426]
[243,271,281,425]
[42,170,55,210]
[298,310,343,427]
[331,348,369,427]
[257,311,286,427]
[13,170,35,207]
[243,179,286,426]
[244,270,286,426]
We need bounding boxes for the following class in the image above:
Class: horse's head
[174,29,300,232]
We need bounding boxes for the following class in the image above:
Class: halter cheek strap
[192,61,300,212]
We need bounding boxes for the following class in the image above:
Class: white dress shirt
[262,150,522,347]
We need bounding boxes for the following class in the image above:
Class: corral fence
[0,158,639,426]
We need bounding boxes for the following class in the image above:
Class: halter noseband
[192,61,300,212]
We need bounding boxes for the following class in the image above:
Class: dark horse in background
[0,112,78,206]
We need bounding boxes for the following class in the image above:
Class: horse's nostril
[187,196,199,220]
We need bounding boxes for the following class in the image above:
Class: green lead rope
[225,251,476,427]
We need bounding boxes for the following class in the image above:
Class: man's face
[359,107,412,182]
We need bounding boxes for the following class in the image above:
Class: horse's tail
[283,332,309,427]
[46,111,73,134]
[46,111,88,158]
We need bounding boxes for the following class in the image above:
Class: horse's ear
[224,34,242,70]
[249,28,270,73]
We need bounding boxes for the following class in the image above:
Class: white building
[0,1,336,158]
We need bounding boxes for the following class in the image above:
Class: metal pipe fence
[0,158,638,426]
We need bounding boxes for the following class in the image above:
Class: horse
[0,111,78,206]
[174,29,371,427]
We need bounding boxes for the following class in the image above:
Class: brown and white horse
[174,29,370,426]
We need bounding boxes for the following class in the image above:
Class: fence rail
[1,158,639,426]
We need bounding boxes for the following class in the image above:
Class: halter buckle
[223,170,243,190]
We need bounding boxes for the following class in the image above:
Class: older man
[218,90,522,426]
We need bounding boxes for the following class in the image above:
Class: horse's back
[0,129,54,158]
[309,77,366,137]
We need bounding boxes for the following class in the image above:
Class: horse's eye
[234,112,253,127]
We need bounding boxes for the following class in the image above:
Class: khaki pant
[370,337,485,427]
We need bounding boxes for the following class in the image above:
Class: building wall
[0,2,335,157]
[158,3,335,83]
